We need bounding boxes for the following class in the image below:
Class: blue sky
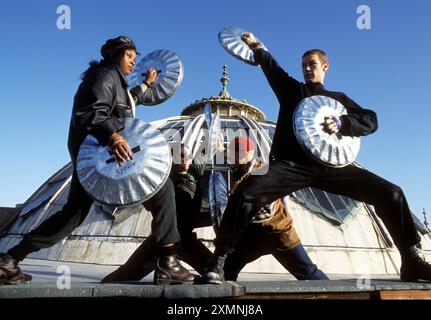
[1,0,430,220]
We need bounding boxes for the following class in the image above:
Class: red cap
[233,136,255,152]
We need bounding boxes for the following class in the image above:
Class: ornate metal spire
[219,65,230,98]
[181,64,266,121]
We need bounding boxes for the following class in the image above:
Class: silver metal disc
[209,171,228,230]
[77,118,172,206]
[218,27,268,66]
[293,95,360,167]
[129,49,183,105]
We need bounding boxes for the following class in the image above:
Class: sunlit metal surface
[218,27,268,66]
[208,171,228,229]
[19,180,64,217]
[204,103,212,128]
[19,164,73,217]
[129,49,183,105]
[293,95,360,167]
[77,118,171,206]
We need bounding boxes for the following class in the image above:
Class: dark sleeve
[129,84,151,105]
[339,94,378,137]
[189,154,206,178]
[253,48,302,102]
[73,71,124,145]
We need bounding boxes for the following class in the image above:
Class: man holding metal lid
[202,32,431,284]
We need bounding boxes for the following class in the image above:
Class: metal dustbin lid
[129,49,184,105]
[293,95,360,167]
[218,27,268,66]
[77,118,172,206]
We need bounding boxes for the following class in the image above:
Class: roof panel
[19,179,65,216]
[326,193,352,220]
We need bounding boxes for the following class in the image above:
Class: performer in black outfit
[0,36,193,285]
[202,32,431,284]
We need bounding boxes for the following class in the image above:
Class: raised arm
[130,67,159,105]
[242,32,301,103]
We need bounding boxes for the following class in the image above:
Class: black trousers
[215,160,420,255]
[8,171,180,261]
[174,187,213,273]
[102,187,213,281]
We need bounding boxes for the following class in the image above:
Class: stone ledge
[0,282,245,299]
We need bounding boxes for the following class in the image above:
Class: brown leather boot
[154,255,196,285]
[0,254,32,285]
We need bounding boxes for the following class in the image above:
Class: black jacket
[67,65,147,164]
[254,48,378,165]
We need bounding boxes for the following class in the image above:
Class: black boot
[154,243,196,285]
[0,254,32,285]
[400,246,431,282]
[202,254,227,285]
[154,254,196,285]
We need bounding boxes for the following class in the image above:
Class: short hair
[302,49,329,65]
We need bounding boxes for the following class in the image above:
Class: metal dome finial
[219,65,230,98]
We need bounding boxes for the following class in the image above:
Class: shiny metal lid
[209,171,228,230]
[293,95,361,167]
[77,118,172,206]
[129,49,183,105]
[218,27,268,66]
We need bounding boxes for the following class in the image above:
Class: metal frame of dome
[181,96,266,122]
[181,66,266,122]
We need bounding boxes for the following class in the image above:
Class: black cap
[100,36,138,61]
